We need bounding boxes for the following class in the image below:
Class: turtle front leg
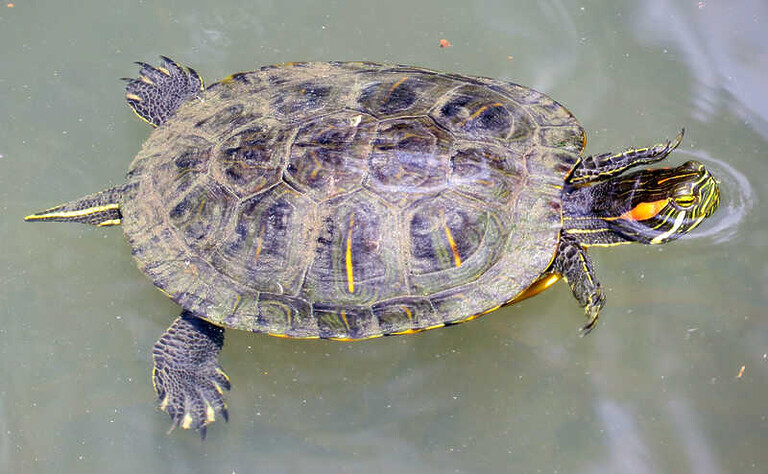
[552,233,605,334]
[152,312,231,438]
[568,129,684,183]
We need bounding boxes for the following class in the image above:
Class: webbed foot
[152,312,230,439]
[124,56,204,127]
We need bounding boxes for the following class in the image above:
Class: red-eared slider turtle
[26,58,720,437]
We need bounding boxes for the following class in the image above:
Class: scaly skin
[152,313,230,439]
[123,56,204,127]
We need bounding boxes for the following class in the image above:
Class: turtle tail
[24,184,129,227]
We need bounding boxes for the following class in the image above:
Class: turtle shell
[121,62,585,340]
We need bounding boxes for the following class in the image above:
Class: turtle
[26,57,720,437]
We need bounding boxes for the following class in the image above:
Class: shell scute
[428,284,495,324]
[302,191,406,306]
[284,111,376,201]
[371,296,440,334]
[429,85,530,142]
[312,304,379,339]
[213,122,291,198]
[257,293,317,337]
[213,183,315,295]
[355,71,456,117]
[449,142,525,203]
[406,193,507,295]
[365,117,452,199]
[168,181,238,254]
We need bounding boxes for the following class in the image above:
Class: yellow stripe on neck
[650,211,686,244]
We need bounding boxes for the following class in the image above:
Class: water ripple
[677,149,755,244]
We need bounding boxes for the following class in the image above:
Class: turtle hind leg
[24,184,127,226]
[153,312,230,439]
[569,129,684,184]
[123,56,204,127]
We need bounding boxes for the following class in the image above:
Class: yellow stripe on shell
[463,102,504,125]
[392,323,446,335]
[388,76,408,94]
[346,215,355,293]
[329,334,384,341]
[340,310,351,333]
[253,230,265,261]
[390,328,424,335]
[424,323,446,330]
[231,295,243,315]
[444,224,462,268]
[450,313,482,325]
[479,304,502,316]
[268,333,320,340]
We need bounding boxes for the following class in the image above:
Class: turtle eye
[673,194,696,208]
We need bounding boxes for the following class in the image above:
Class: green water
[1,0,765,472]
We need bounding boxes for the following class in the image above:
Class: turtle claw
[152,314,230,438]
[579,290,605,336]
[154,363,230,435]
[579,309,600,336]
[124,56,204,127]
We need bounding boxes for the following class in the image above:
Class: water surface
[1,1,765,472]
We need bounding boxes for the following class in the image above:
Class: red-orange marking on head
[618,199,668,221]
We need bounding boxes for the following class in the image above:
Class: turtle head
[600,160,720,244]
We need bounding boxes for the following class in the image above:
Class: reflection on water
[597,397,723,474]
[664,398,722,474]
[596,400,655,473]
[636,0,768,139]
